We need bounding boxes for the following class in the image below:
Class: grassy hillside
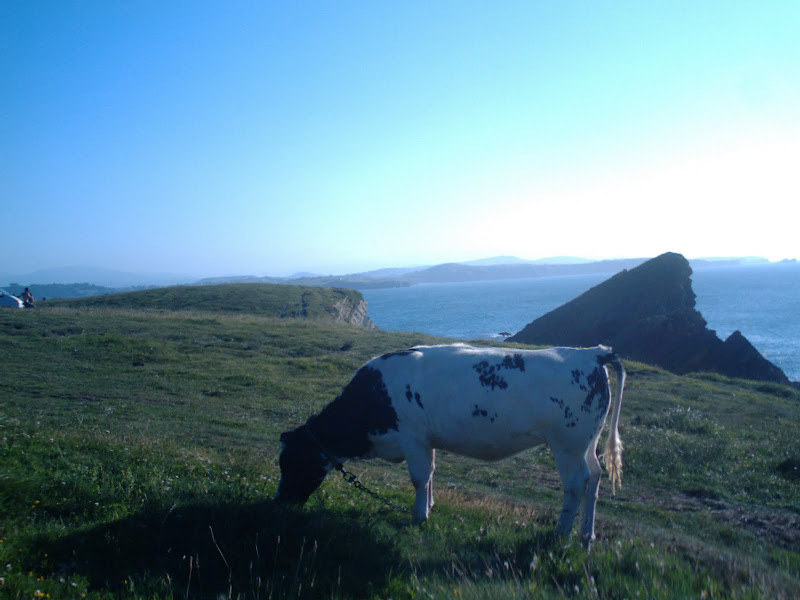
[45,283,369,321]
[1,301,799,599]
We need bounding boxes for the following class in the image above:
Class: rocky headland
[46,283,376,329]
[509,252,790,384]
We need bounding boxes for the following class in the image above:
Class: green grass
[1,296,799,599]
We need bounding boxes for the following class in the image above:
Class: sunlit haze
[2,1,798,279]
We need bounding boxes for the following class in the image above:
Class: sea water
[362,263,800,381]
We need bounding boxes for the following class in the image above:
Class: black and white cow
[277,343,625,548]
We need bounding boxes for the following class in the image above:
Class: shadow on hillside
[32,499,403,598]
[410,528,583,586]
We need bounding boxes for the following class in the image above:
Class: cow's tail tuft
[600,352,625,495]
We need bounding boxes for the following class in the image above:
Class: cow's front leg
[406,446,435,524]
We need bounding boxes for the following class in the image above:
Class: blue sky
[2,1,798,278]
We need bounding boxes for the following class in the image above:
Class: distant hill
[48,283,376,327]
[1,266,194,288]
[4,282,118,301]
[7,255,780,294]
[401,258,650,284]
[248,256,773,288]
[461,255,592,266]
[196,274,413,290]
[196,257,649,289]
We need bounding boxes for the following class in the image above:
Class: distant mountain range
[195,255,775,290]
[460,255,593,266]
[2,255,782,300]
[0,265,195,289]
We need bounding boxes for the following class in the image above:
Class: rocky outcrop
[712,330,787,382]
[331,296,376,328]
[509,252,790,384]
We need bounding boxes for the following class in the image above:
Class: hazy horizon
[3,2,799,277]
[2,252,793,289]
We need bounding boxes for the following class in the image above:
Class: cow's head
[275,426,329,504]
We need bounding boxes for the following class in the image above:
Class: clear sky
[2,1,798,278]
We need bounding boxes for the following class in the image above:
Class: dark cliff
[509,252,790,384]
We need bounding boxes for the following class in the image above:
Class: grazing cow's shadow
[411,527,583,584]
[32,498,404,598]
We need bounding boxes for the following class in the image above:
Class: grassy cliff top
[46,282,367,320]
[1,301,799,599]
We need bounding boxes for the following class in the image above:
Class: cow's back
[371,345,612,460]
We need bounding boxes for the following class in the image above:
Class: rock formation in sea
[508,252,790,384]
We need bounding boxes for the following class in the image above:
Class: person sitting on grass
[20,287,35,308]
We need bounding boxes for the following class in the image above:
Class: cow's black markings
[405,384,424,409]
[473,361,506,390]
[564,406,579,428]
[472,404,489,417]
[584,366,610,416]
[471,404,499,423]
[570,369,588,392]
[307,366,399,459]
[473,354,526,391]
[500,353,526,372]
[590,353,617,422]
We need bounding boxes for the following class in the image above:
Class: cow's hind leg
[554,450,590,539]
[406,446,435,525]
[579,449,602,549]
[427,449,436,512]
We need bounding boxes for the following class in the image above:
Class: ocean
[362,263,800,382]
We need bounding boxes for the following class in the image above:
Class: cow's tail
[600,351,625,495]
